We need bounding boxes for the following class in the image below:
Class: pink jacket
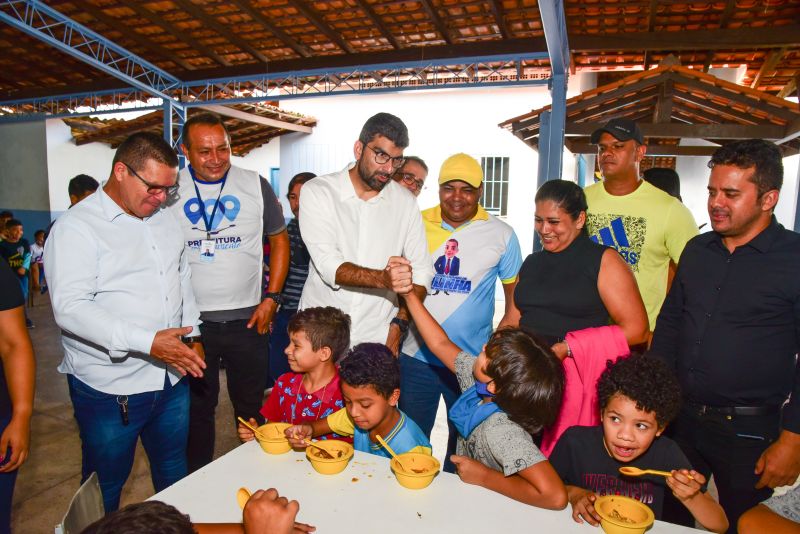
[540,325,629,457]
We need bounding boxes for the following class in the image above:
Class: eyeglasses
[365,144,406,169]
[397,172,425,191]
[123,162,179,197]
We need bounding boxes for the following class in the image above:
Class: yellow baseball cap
[438,153,483,188]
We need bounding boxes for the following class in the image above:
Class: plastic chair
[54,472,105,534]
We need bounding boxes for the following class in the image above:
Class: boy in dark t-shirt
[550,355,728,532]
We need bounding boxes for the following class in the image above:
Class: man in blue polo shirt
[399,153,522,472]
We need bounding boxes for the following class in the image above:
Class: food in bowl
[390,452,440,490]
[305,440,354,475]
[255,422,292,454]
[593,495,655,534]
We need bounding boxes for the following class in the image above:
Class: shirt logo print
[587,214,646,272]
[183,195,241,230]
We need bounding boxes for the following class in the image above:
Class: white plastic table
[152,441,703,533]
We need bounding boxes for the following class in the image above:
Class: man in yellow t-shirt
[584,119,698,330]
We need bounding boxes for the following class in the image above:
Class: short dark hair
[5,219,21,230]
[181,112,229,148]
[338,343,400,399]
[34,229,45,238]
[112,132,179,173]
[81,501,195,534]
[287,306,351,363]
[358,112,409,148]
[287,172,317,197]
[598,355,682,429]
[402,156,428,173]
[535,179,588,222]
[68,174,99,198]
[708,139,783,197]
[0,211,13,219]
[643,168,681,201]
[486,328,565,435]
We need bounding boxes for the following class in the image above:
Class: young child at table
[401,290,567,509]
[286,343,431,458]
[238,306,351,442]
[549,355,728,533]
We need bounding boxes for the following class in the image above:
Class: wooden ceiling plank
[672,88,769,125]
[170,0,271,63]
[352,0,401,49]
[777,75,798,100]
[125,3,232,67]
[751,47,788,89]
[418,0,454,45]
[675,77,798,121]
[566,142,721,156]
[198,104,313,133]
[74,112,163,145]
[69,0,195,71]
[567,87,661,123]
[287,0,356,54]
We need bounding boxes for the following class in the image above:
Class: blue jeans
[0,416,17,534]
[68,373,189,513]
[398,354,460,473]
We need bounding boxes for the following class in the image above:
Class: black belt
[685,403,781,417]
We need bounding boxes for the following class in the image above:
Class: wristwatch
[264,292,283,305]
[181,335,203,345]
[390,317,410,334]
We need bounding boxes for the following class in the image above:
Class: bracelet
[390,317,410,334]
[564,340,573,358]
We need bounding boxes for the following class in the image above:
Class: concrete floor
[12,294,449,533]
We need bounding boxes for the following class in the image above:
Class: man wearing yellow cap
[399,153,522,472]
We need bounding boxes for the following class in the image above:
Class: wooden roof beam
[566,142,721,156]
[124,3,232,67]
[676,77,798,122]
[170,0,271,63]
[570,25,800,52]
[70,0,195,71]
[287,0,355,54]
[653,80,675,123]
[487,0,510,40]
[228,0,311,58]
[418,0,454,45]
[751,48,787,89]
[566,122,786,140]
[672,88,768,125]
[777,75,798,100]
[73,112,163,145]
[198,104,313,134]
[352,0,400,49]
[567,87,660,123]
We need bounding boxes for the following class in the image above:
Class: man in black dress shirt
[650,139,800,532]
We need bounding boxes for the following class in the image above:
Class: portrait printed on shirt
[586,214,646,272]
[431,238,471,294]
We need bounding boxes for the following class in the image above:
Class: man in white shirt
[45,132,204,513]
[299,113,433,352]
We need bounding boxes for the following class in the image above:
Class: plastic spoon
[237,417,270,441]
[375,434,412,473]
[302,438,337,459]
[236,487,251,509]
[619,466,694,480]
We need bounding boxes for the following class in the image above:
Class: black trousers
[186,319,269,473]
[662,408,778,533]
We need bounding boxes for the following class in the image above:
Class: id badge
[200,239,216,263]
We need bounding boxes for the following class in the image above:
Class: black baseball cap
[590,118,644,144]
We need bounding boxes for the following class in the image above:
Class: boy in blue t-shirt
[287,343,431,458]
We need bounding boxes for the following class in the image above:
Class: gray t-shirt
[763,485,800,523]
[454,351,546,476]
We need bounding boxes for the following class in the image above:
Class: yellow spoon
[375,434,412,473]
[619,466,694,480]
[237,417,270,440]
[236,487,251,509]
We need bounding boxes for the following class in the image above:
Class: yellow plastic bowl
[256,422,292,454]
[594,495,655,534]
[305,440,354,475]
[390,452,440,489]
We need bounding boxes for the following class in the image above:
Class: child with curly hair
[550,355,728,532]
